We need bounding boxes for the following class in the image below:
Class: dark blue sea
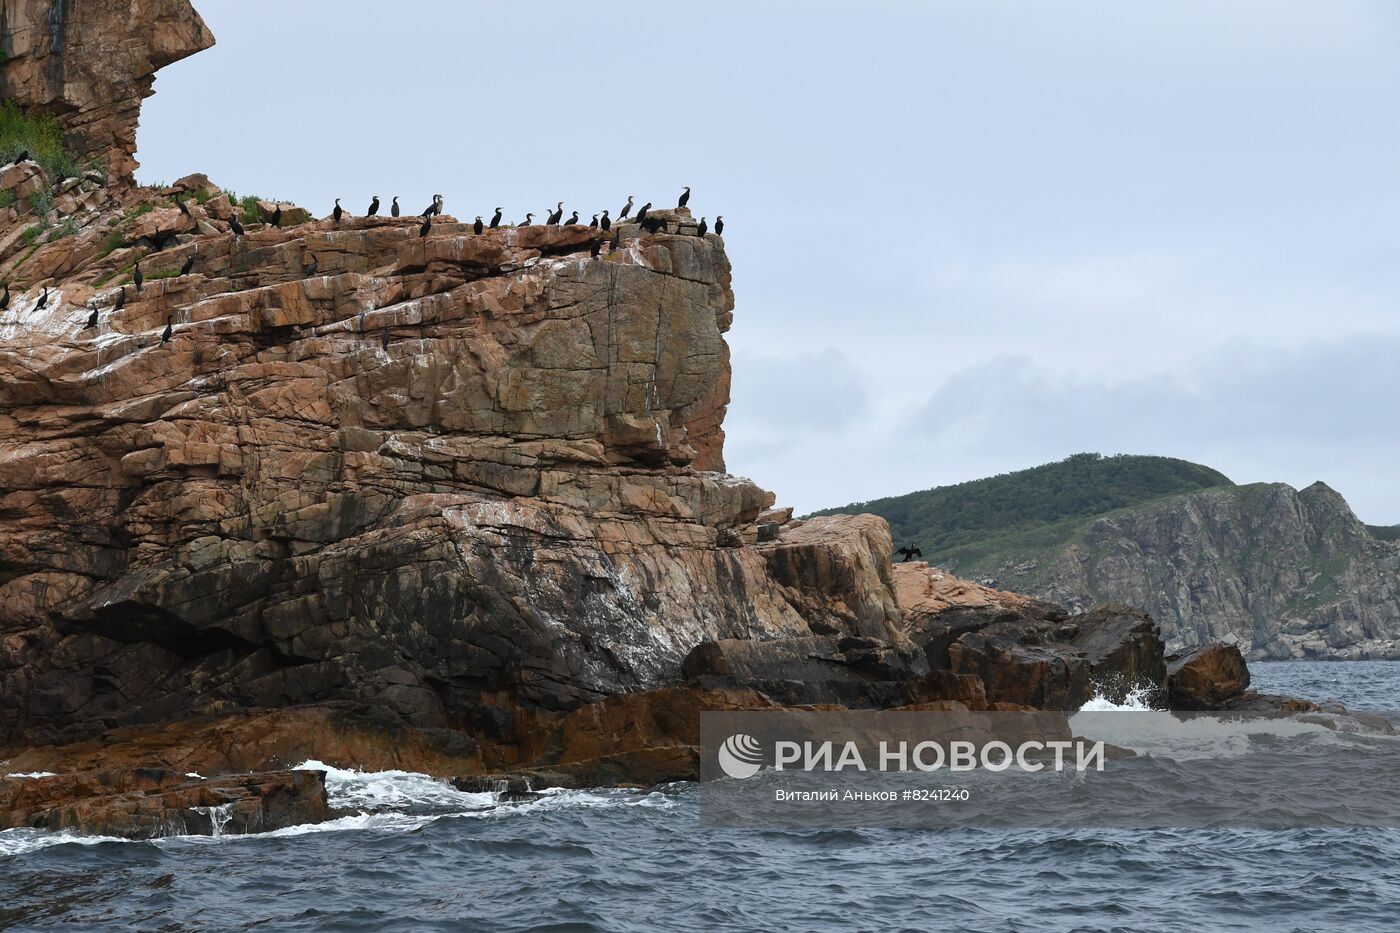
[3,661,1400,932]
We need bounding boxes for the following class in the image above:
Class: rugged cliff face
[0,0,214,183]
[975,482,1400,660]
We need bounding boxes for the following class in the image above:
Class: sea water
[2,661,1399,932]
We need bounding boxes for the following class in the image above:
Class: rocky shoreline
[0,0,1362,841]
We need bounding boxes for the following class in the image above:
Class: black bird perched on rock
[715,215,724,236]
[422,194,443,218]
[133,261,144,291]
[473,216,484,235]
[367,196,380,217]
[305,254,319,277]
[896,546,923,562]
[333,198,343,224]
[490,207,502,229]
[271,204,282,226]
[179,253,195,276]
[83,307,98,330]
[14,149,29,164]
[229,213,244,237]
[697,217,708,236]
[161,316,172,344]
[609,228,621,251]
[112,287,126,311]
[677,186,691,208]
[547,202,563,225]
[635,202,650,223]
[36,287,48,310]
[381,324,390,351]
[175,194,191,217]
[419,216,432,238]
[565,210,578,226]
[590,239,602,258]
[520,213,534,227]
[589,214,599,229]
[599,210,610,231]
[0,283,9,311]
[619,196,634,219]
[391,196,400,217]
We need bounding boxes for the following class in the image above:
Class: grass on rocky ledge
[0,101,83,182]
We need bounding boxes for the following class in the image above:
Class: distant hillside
[814,454,1400,660]
[809,453,1234,569]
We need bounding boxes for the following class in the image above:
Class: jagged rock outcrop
[976,482,1400,660]
[0,0,214,183]
[1167,643,1249,709]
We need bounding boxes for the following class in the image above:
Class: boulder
[1167,643,1250,709]
[0,161,47,200]
[255,199,312,225]
[0,768,328,839]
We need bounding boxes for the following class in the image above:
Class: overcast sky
[137,1,1400,522]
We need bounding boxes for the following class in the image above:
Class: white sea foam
[292,759,496,811]
[0,828,127,858]
[4,771,57,779]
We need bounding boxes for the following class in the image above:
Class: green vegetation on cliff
[0,101,81,182]
[808,453,1234,568]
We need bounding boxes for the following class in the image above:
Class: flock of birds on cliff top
[0,184,721,348]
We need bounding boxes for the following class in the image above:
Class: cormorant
[113,287,125,311]
[229,213,244,237]
[678,186,690,208]
[590,239,602,258]
[473,216,484,235]
[599,210,611,231]
[715,216,724,236]
[565,210,578,226]
[636,202,650,223]
[520,213,534,226]
[179,253,195,276]
[896,546,923,562]
[14,149,29,164]
[83,307,98,330]
[133,261,144,291]
[589,214,599,229]
[305,254,319,277]
[0,283,8,310]
[422,194,443,218]
[381,325,390,351]
[419,216,432,238]
[547,202,563,225]
[36,287,48,310]
[697,217,708,236]
[271,204,282,226]
[619,196,634,219]
[367,196,380,217]
[161,317,173,343]
[175,194,191,217]
[333,198,343,224]
[609,229,621,251]
[391,197,400,217]
[490,207,502,229]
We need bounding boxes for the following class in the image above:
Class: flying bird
[333,198,343,224]
[677,186,690,208]
[161,316,173,343]
[367,196,380,217]
[619,196,634,219]
[83,307,98,330]
[490,207,502,229]
[391,196,401,217]
[473,216,484,235]
[715,216,724,236]
[896,546,923,562]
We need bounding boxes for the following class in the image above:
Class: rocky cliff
[0,0,214,183]
[964,481,1400,660]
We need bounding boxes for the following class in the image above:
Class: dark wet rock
[681,635,929,707]
[1167,643,1250,709]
